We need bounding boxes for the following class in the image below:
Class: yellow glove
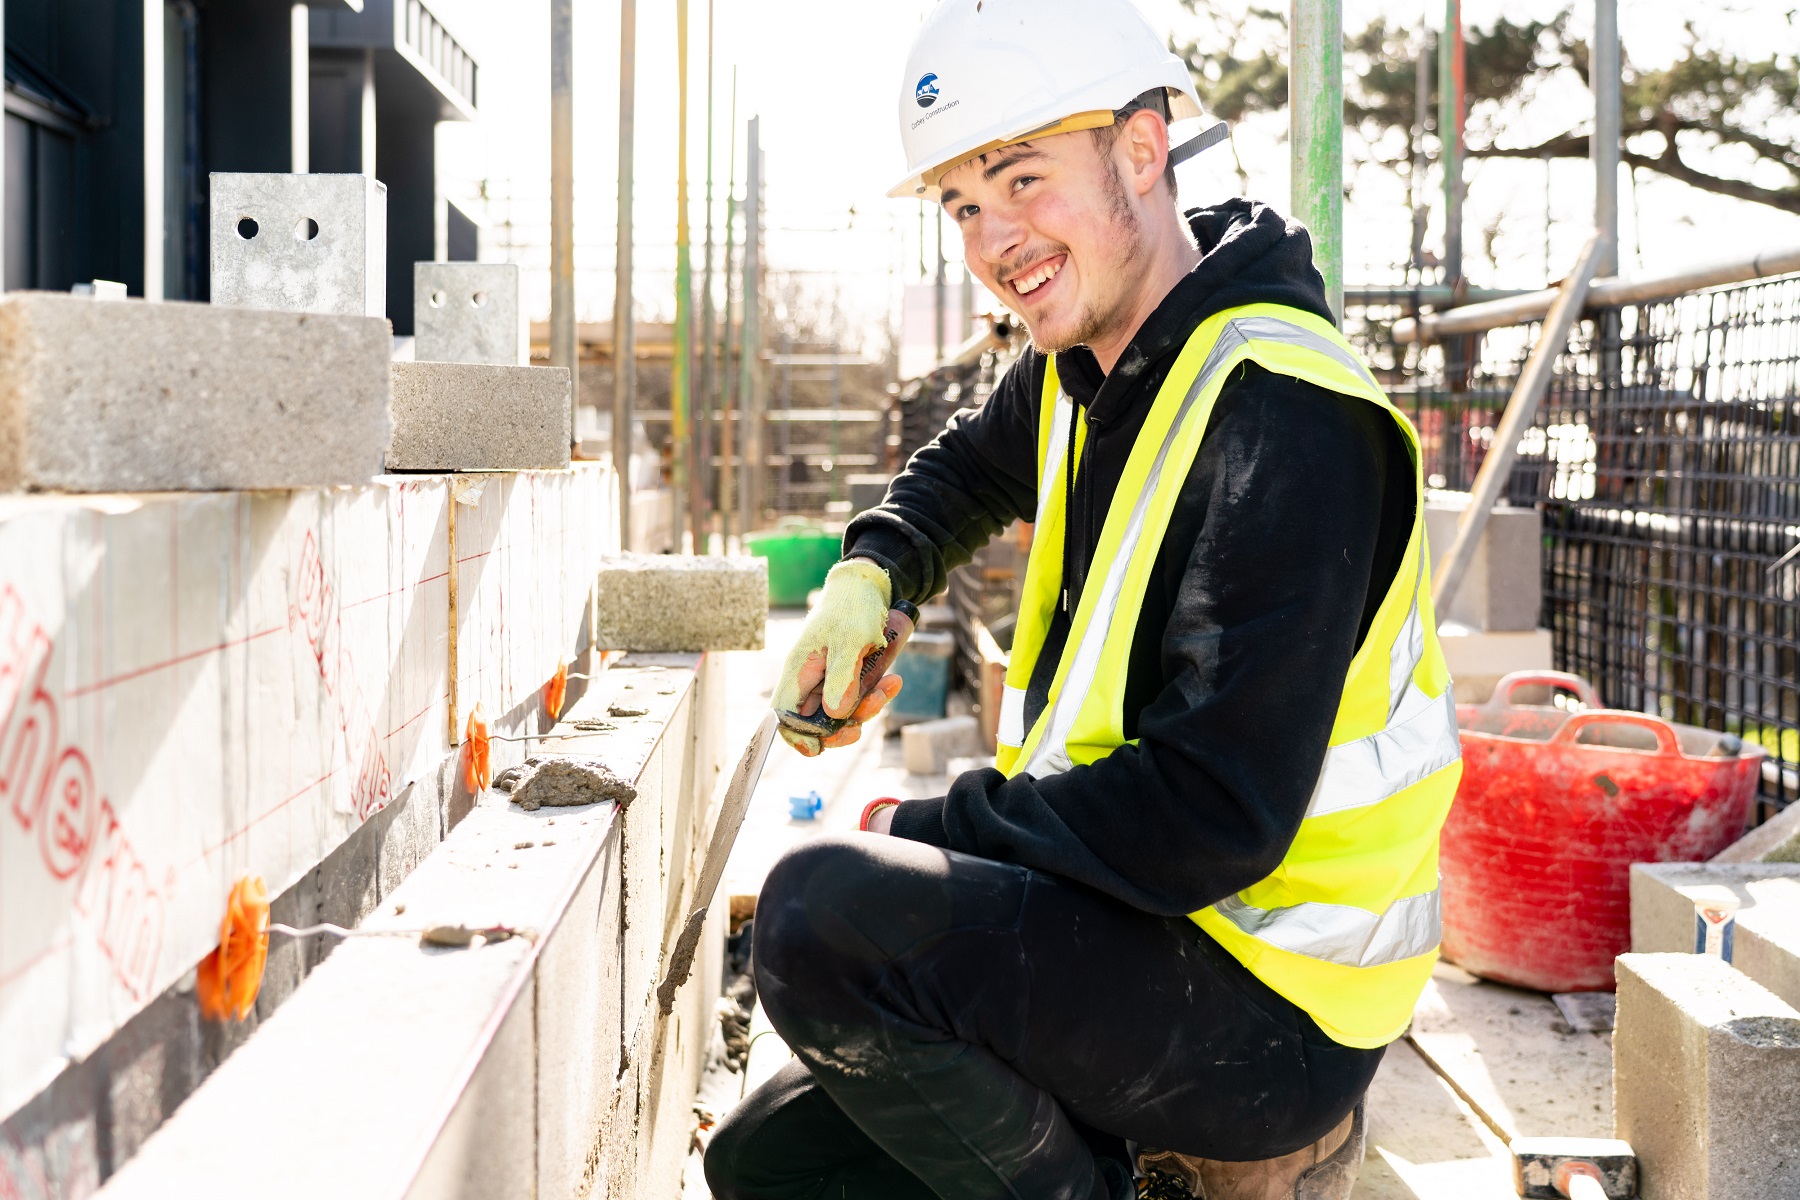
[774,559,902,756]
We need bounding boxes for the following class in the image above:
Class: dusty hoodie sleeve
[841,355,1046,604]
[887,375,1408,916]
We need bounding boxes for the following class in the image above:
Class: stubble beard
[1024,160,1145,357]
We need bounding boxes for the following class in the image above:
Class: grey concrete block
[1614,953,1800,1200]
[847,472,892,516]
[0,293,390,492]
[414,263,528,365]
[1425,495,1542,632]
[404,975,537,1200]
[1714,799,1800,864]
[386,361,571,471]
[536,823,625,1196]
[902,715,982,775]
[593,554,768,652]
[1631,863,1800,1011]
[210,174,386,317]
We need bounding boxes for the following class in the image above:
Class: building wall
[4,0,147,293]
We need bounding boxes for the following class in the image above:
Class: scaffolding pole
[550,0,577,445]
[1592,0,1620,276]
[719,77,738,547]
[696,0,716,546]
[1439,0,1465,284]
[612,0,638,549]
[737,115,762,538]
[671,0,693,551]
[1289,0,1343,319]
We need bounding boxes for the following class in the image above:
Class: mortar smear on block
[509,759,637,811]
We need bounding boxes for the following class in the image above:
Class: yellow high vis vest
[995,303,1462,1048]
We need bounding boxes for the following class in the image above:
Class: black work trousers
[704,834,1383,1200]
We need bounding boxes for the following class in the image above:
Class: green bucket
[745,521,843,608]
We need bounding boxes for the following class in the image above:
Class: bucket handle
[1550,711,1681,756]
[1483,670,1602,712]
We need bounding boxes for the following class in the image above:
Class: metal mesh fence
[1353,274,1800,820]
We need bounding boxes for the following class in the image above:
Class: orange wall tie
[463,705,492,793]
[196,875,270,1022]
[544,660,570,722]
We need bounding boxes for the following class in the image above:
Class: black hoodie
[845,200,1415,916]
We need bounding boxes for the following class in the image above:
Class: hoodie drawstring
[1061,398,1079,614]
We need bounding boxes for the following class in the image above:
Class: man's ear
[1118,108,1170,199]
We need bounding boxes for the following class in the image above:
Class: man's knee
[755,835,889,980]
[701,1102,754,1200]
[754,834,961,989]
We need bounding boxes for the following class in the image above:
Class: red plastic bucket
[1441,671,1763,992]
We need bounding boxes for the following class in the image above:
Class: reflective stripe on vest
[998,302,1462,1048]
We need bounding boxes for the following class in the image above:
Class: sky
[428,0,1800,353]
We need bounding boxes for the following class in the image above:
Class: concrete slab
[901,715,982,776]
[1356,1039,1516,1200]
[1436,626,1554,704]
[387,361,571,471]
[1407,963,1612,1143]
[414,263,529,365]
[1614,953,1800,1200]
[1713,798,1800,864]
[0,292,390,491]
[594,554,769,652]
[1425,496,1541,633]
[1630,863,1800,1010]
[210,173,386,317]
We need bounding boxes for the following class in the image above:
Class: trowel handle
[779,601,919,739]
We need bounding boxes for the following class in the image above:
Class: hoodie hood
[1185,198,1334,326]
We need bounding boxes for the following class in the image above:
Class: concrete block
[0,292,390,491]
[535,823,625,1196]
[210,174,386,317]
[404,973,537,1200]
[1614,953,1800,1200]
[902,715,982,775]
[1631,863,1800,1010]
[1436,625,1554,704]
[847,473,892,516]
[387,361,571,471]
[1714,798,1800,864]
[414,263,529,365]
[593,554,768,652]
[1425,495,1542,632]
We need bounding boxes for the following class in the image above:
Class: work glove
[774,559,904,756]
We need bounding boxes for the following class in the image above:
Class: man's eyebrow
[983,145,1043,181]
[941,144,1049,209]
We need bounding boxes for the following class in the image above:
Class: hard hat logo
[915,74,941,109]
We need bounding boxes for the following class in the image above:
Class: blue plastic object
[788,790,824,821]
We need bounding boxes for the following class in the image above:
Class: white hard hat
[890,0,1215,200]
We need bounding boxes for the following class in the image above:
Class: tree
[1174,3,1800,216]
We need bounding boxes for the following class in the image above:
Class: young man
[706,2,1461,1197]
